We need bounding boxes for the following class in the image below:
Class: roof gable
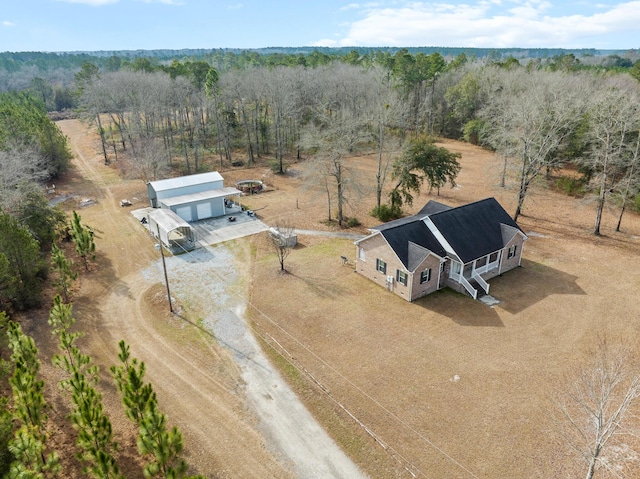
[148,171,223,193]
[428,197,523,263]
[500,223,524,245]
[380,220,445,269]
[407,242,435,271]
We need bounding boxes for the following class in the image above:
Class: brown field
[26,119,640,478]
[229,139,640,478]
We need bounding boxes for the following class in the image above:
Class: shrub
[463,119,485,145]
[268,158,289,174]
[554,176,586,197]
[231,160,244,167]
[371,204,402,222]
[346,217,360,228]
[631,193,640,213]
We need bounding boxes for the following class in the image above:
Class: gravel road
[143,244,368,479]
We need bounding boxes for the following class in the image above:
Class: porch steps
[468,279,484,301]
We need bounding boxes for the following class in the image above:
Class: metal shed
[159,186,242,222]
[147,172,224,208]
[147,208,196,253]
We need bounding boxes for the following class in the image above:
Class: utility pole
[155,224,173,313]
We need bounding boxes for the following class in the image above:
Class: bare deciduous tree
[554,338,640,479]
[582,78,640,235]
[480,70,589,221]
[0,142,50,208]
[268,223,295,272]
[126,137,170,182]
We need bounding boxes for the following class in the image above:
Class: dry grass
[241,141,640,478]
[43,119,640,478]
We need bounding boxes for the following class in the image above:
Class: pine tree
[111,341,205,479]
[138,401,188,478]
[6,320,60,477]
[50,243,77,303]
[70,211,95,271]
[111,340,154,426]
[49,295,123,479]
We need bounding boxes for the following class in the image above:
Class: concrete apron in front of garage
[190,210,269,246]
[132,207,269,249]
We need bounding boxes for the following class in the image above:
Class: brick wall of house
[408,254,443,301]
[499,234,526,274]
[355,234,411,301]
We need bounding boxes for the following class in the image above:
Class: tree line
[0,91,74,312]
[71,51,640,234]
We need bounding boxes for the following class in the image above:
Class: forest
[0,46,639,477]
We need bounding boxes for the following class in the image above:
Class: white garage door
[175,205,192,222]
[196,201,212,220]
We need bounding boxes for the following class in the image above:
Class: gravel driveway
[143,243,368,479]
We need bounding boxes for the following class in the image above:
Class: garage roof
[148,171,224,193]
[148,208,190,232]
[159,187,242,207]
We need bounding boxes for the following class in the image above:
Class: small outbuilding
[147,171,242,222]
[146,208,196,253]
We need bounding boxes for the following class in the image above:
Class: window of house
[376,258,387,274]
[420,268,431,284]
[358,248,365,261]
[396,269,407,286]
[476,256,487,268]
[489,252,499,263]
[508,245,517,259]
[451,261,462,275]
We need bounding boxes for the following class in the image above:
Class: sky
[1,0,639,53]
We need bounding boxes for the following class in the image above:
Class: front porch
[448,251,502,299]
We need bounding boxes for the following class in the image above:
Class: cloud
[55,0,119,5]
[227,3,243,9]
[327,1,640,48]
[313,38,338,47]
[2,21,16,27]
[136,0,185,4]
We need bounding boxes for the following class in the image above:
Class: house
[354,198,528,301]
[147,171,242,222]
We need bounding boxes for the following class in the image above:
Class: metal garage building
[146,208,196,253]
[147,172,242,223]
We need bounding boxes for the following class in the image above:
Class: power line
[158,232,479,479]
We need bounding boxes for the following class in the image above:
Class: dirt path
[52,119,367,479]
[53,120,291,478]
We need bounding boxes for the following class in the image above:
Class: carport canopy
[147,208,195,249]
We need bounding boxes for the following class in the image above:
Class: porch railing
[472,272,490,295]
[459,275,478,300]
[475,260,499,276]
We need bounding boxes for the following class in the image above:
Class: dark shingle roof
[417,200,452,216]
[428,197,522,263]
[380,221,445,268]
[371,200,452,232]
